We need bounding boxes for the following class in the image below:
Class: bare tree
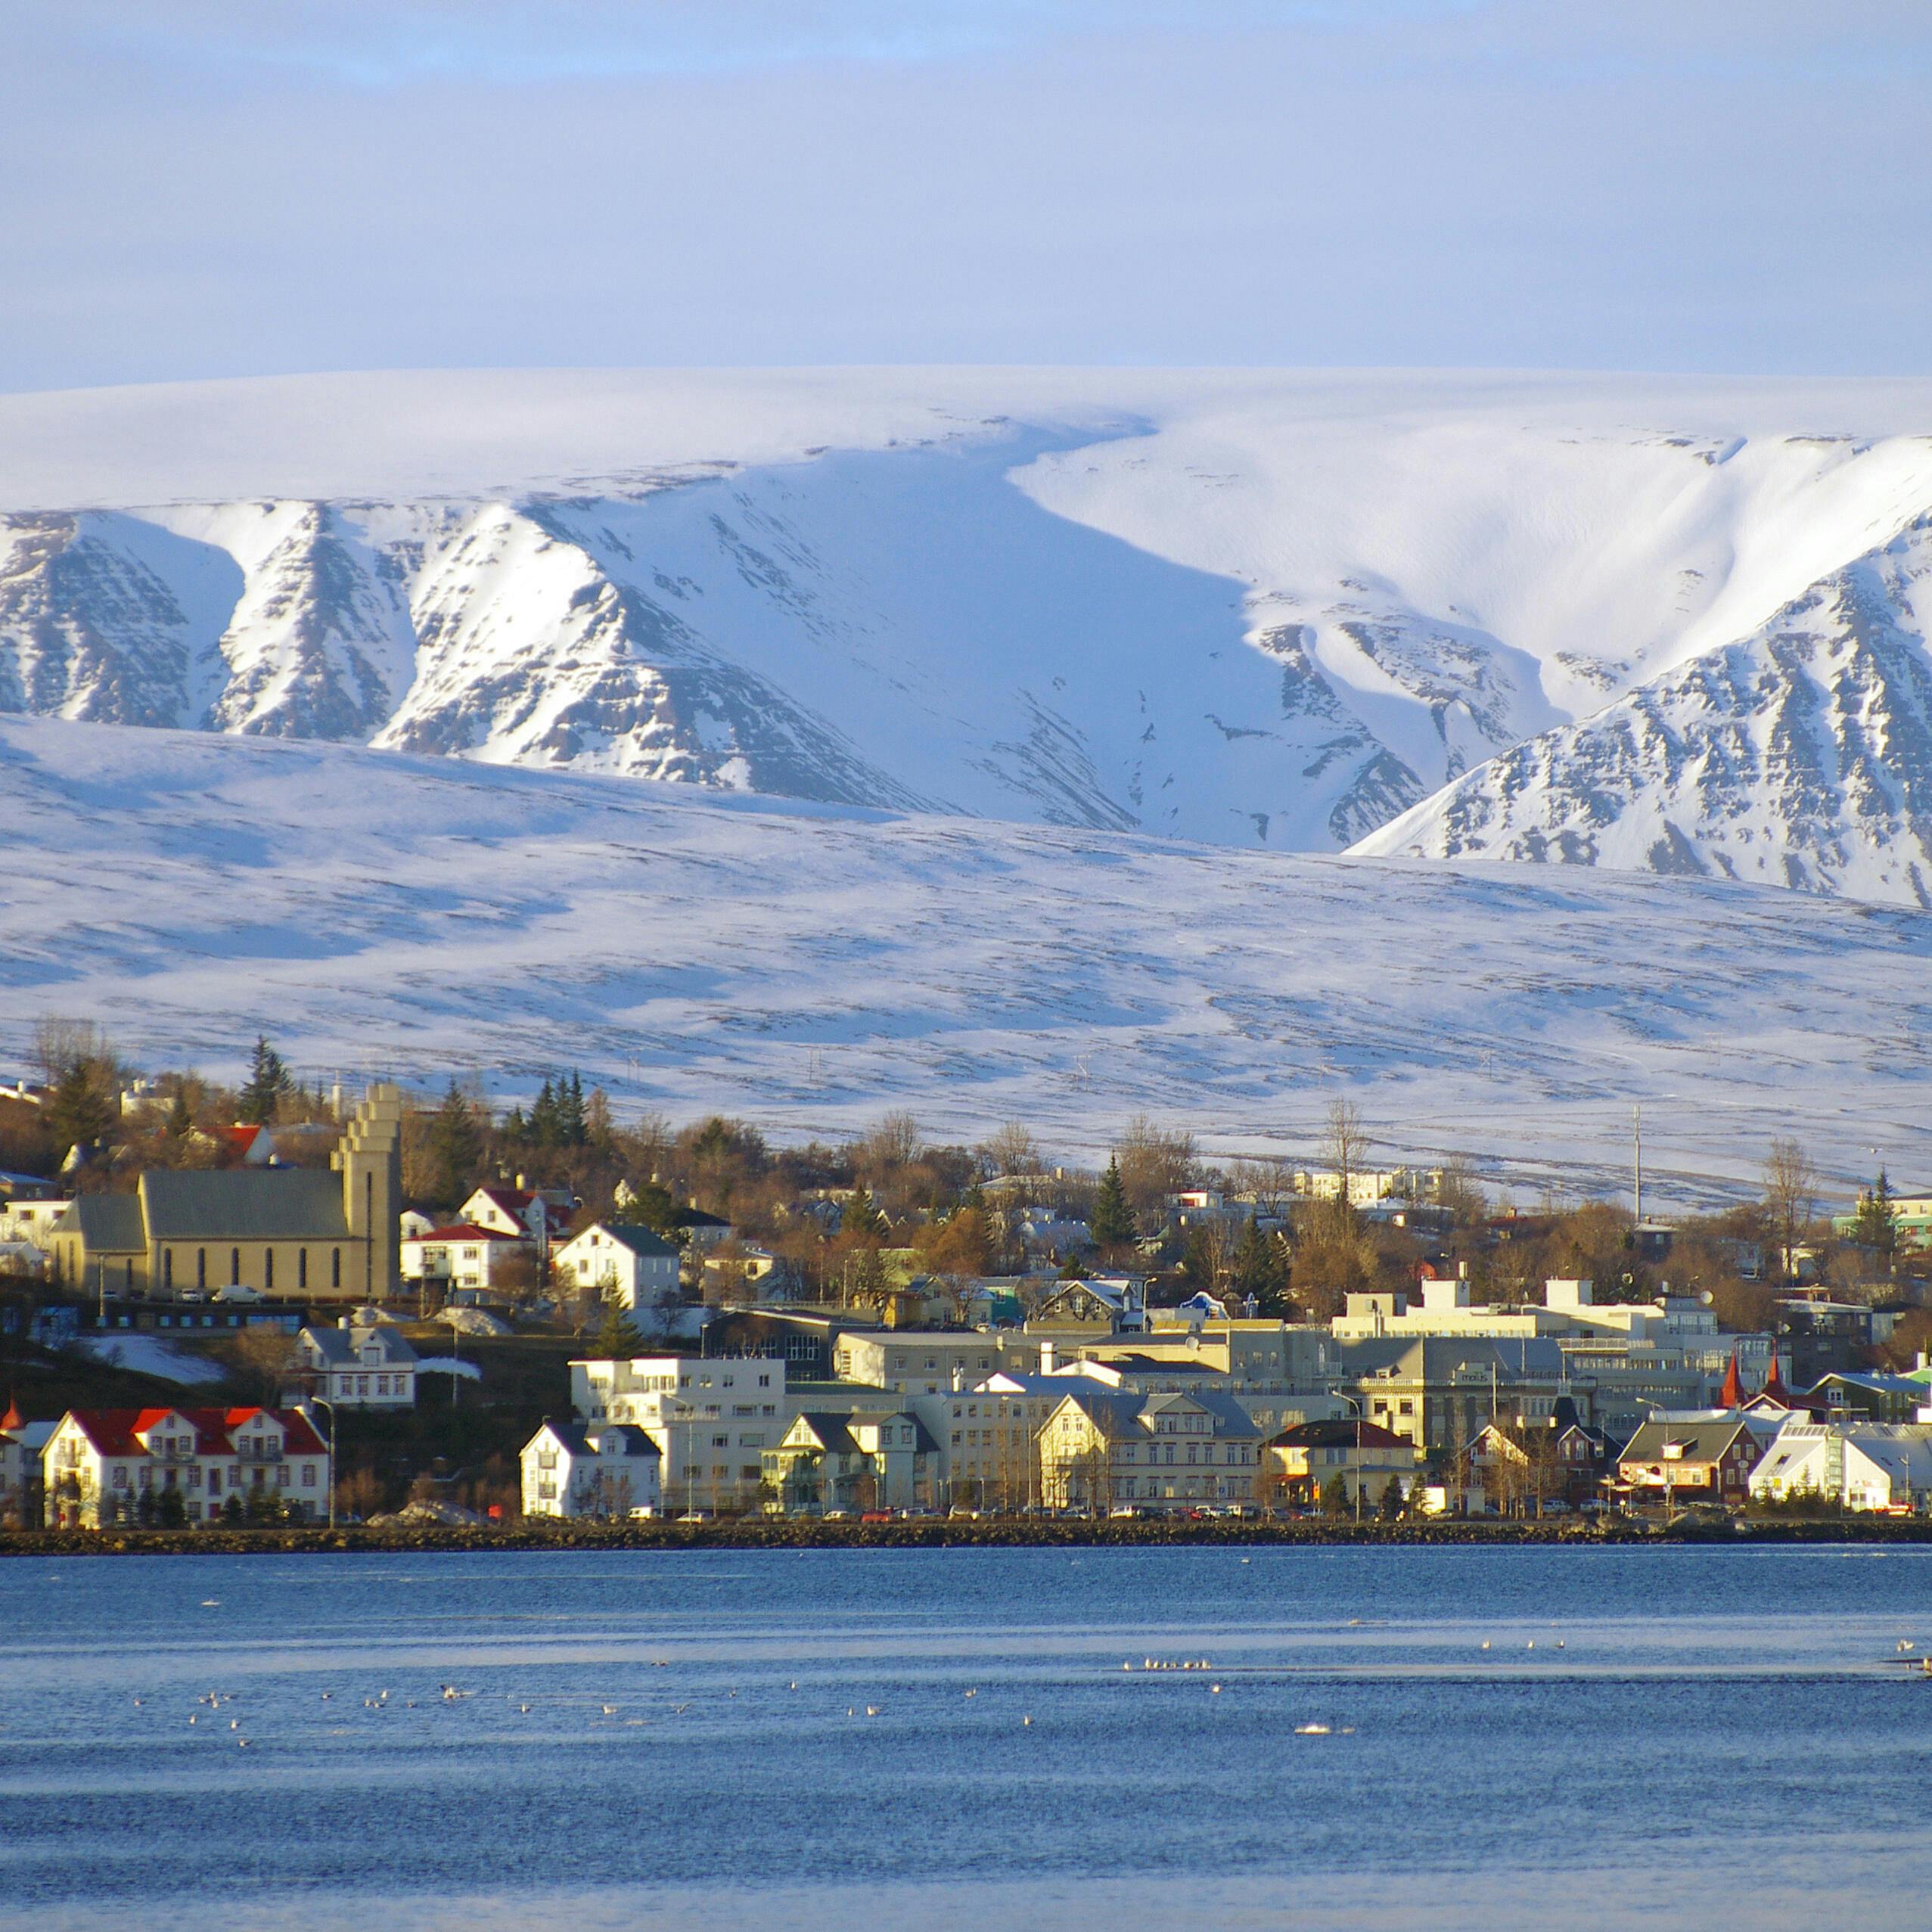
[1762,1138,1820,1283]
[1320,1101,1371,1208]
[978,1121,1044,1179]
[1117,1115,1197,1214]
[864,1111,923,1172]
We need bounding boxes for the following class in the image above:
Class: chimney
[515,1173,527,1191]
[1039,1339,1057,1374]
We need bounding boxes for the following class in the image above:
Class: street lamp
[300,1394,338,1530]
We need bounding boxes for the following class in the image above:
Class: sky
[7,0,1931,392]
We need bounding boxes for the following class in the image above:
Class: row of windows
[111,1461,314,1491]
[160,1247,345,1292]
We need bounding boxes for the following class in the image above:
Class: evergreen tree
[501,1104,527,1142]
[45,1058,115,1160]
[1320,1471,1350,1517]
[559,1072,589,1148]
[1090,1156,1135,1248]
[1230,1216,1293,1316]
[238,1036,290,1126]
[1378,1476,1405,1521]
[427,1080,483,1210]
[528,1078,561,1149]
[628,1181,682,1241]
[594,1297,646,1357]
[1853,1168,1901,1271]
[164,1090,193,1145]
[842,1185,886,1241]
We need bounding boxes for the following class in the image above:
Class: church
[48,1085,403,1306]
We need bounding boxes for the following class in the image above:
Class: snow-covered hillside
[1357,515,1932,903]
[5,369,1932,881]
[2,716,1927,1206]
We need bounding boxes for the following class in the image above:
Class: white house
[297,1319,419,1409]
[41,1405,331,1528]
[461,1184,573,1244]
[520,1420,660,1518]
[401,1221,527,1294]
[555,1222,681,1312]
[1748,1422,1932,1513]
[571,1355,786,1514]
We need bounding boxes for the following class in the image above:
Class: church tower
[335,1083,404,1303]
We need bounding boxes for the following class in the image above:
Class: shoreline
[5,1517,1927,1558]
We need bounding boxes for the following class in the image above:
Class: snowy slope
[1356,516,1932,903]
[5,369,1932,875]
[2,716,1928,1207]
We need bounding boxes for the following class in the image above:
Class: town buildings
[763,1409,940,1513]
[1264,1418,1418,1509]
[570,1354,787,1513]
[554,1223,681,1313]
[520,1420,660,1518]
[1612,1418,1763,1508]
[297,1319,420,1409]
[40,1406,330,1527]
[45,1086,403,1306]
[1037,1388,1263,1513]
[1748,1423,1932,1513]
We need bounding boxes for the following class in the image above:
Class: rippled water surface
[4,1545,1931,1930]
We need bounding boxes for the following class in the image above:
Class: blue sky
[7,1,1930,390]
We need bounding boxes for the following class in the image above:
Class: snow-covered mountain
[2,714,1929,1204]
[1357,516,1932,903]
[5,369,1932,887]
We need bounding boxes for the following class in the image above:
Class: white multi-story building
[41,1406,330,1528]
[297,1319,419,1409]
[520,1420,660,1518]
[571,1356,786,1513]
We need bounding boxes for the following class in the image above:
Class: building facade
[298,1319,419,1409]
[41,1406,330,1527]
[47,1085,403,1306]
[520,1421,661,1518]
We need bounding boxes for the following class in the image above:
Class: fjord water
[3,1546,1930,1931]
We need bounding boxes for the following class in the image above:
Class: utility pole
[1632,1104,1643,1227]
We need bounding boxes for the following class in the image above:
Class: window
[163,1250,173,1292]
[332,1249,341,1290]
[299,1249,308,1291]
[713,1434,729,1448]
[264,1250,274,1292]
[302,1466,315,1487]
[197,1249,207,1290]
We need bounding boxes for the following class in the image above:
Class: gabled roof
[784,1412,862,1455]
[1619,1417,1757,1464]
[56,1406,326,1458]
[529,1420,661,1460]
[140,1169,349,1242]
[300,1325,419,1368]
[564,1222,679,1260]
[1269,1418,1410,1452]
[404,1222,520,1244]
[54,1194,145,1253]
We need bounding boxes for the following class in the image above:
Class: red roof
[61,1406,327,1458]
[407,1222,517,1244]
[1,1399,23,1434]
[1719,1354,1744,1408]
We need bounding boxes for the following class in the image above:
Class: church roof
[139,1169,349,1242]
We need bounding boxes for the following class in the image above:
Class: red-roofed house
[461,1185,573,1244]
[41,1405,330,1528]
[401,1222,528,1294]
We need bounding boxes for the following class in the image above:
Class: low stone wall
[5,1514,1927,1557]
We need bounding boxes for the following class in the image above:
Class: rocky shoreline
[5,1516,1927,1558]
